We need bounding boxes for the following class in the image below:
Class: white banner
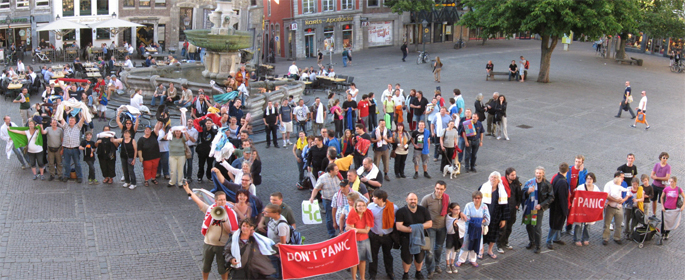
[301,200,323,224]
[368,21,393,47]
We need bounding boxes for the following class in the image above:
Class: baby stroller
[632,210,663,248]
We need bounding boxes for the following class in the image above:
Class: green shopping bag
[384,113,392,130]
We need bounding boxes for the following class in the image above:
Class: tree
[384,0,437,14]
[460,0,640,83]
[640,0,685,43]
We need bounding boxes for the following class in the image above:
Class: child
[80,131,98,185]
[445,202,466,274]
[623,177,644,238]
[641,174,654,218]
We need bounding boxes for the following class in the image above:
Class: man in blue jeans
[459,113,484,173]
[420,181,450,277]
[309,163,341,238]
[61,112,85,183]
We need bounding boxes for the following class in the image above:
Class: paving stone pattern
[0,40,683,279]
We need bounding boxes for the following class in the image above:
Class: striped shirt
[62,125,81,148]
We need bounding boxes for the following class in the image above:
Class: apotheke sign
[305,16,353,25]
[0,18,29,24]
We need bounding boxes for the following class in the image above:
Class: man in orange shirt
[235,65,249,87]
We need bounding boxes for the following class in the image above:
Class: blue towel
[467,218,483,252]
[346,107,354,131]
[409,223,425,255]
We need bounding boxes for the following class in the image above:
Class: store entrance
[80,29,93,49]
[305,33,315,58]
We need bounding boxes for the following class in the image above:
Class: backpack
[277,220,302,245]
[99,94,108,105]
[524,60,530,69]
[354,135,371,156]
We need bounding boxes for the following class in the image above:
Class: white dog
[442,162,461,179]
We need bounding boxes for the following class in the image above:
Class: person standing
[306,136,328,179]
[433,57,443,83]
[95,126,117,184]
[330,99,344,138]
[371,119,392,182]
[392,123,410,178]
[410,91,428,130]
[13,88,31,125]
[564,155,588,234]
[137,125,161,187]
[484,92,499,136]
[357,95,370,129]
[224,219,276,279]
[60,111,85,183]
[602,172,630,245]
[168,129,188,188]
[479,172,509,259]
[368,92,378,132]
[346,199,373,280]
[573,173,601,246]
[294,99,310,136]
[546,163,570,249]
[650,152,671,217]
[196,119,218,183]
[497,168,522,252]
[456,191,489,267]
[310,97,326,137]
[615,81,636,119]
[421,181,450,277]
[156,125,170,180]
[42,119,63,181]
[494,94,509,140]
[79,131,97,184]
[342,47,349,67]
[439,120,458,171]
[279,99,293,147]
[112,130,137,189]
[309,164,341,238]
[631,90,650,129]
[263,101,280,148]
[522,166,554,254]
[411,121,431,179]
[459,113,484,173]
[8,120,45,180]
[395,193,433,280]
[659,177,685,240]
[367,189,398,280]
[184,120,198,182]
[401,42,408,62]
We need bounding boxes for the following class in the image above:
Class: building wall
[51,0,120,49]
[263,0,293,59]
[118,0,173,50]
[0,0,52,49]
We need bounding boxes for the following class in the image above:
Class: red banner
[567,190,608,224]
[279,230,359,279]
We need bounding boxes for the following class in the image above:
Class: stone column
[212,51,221,75]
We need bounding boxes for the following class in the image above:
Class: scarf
[230,230,276,269]
[96,131,116,139]
[501,176,511,197]
[481,181,508,205]
[195,98,208,115]
[334,189,350,211]
[522,179,539,225]
[351,177,361,192]
[201,203,239,236]
[394,105,404,123]
[357,164,379,182]
[374,127,387,147]
[382,201,395,229]
[265,105,276,116]
[440,193,450,216]
[296,137,308,152]
[466,218,483,252]
[315,102,324,124]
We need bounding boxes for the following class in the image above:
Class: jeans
[323,199,335,238]
[296,121,307,135]
[508,71,518,81]
[296,158,304,183]
[368,232,394,277]
[85,160,96,180]
[368,109,377,132]
[151,95,166,106]
[184,146,195,179]
[157,151,169,176]
[62,148,83,179]
[546,229,561,244]
[525,210,544,248]
[174,100,192,108]
[121,158,136,185]
[464,138,480,170]
[425,227,446,274]
[623,207,637,236]
[343,56,348,67]
[457,137,465,162]
[617,101,636,118]
[269,255,282,279]
[11,146,27,167]
[573,224,590,242]
[402,51,408,61]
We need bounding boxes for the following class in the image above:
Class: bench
[486,71,511,81]
[615,58,636,65]
[630,57,644,66]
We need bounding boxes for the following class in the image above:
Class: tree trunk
[616,33,628,59]
[482,36,487,45]
[537,35,559,83]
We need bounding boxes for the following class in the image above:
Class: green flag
[8,127,43,148]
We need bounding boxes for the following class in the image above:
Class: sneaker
[413,172,419,179]
[433,158,439,162]
[197,178,203,183]
[451,265,458,274]
[92,180,99,185]
[446,264,453,274]
[21,165,26,170]
[496,136,501,140]
[505,137,510,140]
[384,174,391,181]
[505,244,513,250]
[602,240,608,246]
[402,273,409,280]
[33,175,38,180]
[496,247,504,254]
[646,126,650,130]
[88,179,93,185]
[424,172,431,179]
[631,124,636,128]
[129,184,137,190]
[40,175,45,181]
[120,176,125,182]
[287,140,293,145]
[427,271,434,279]
[614,239,623,245]
[123,183,129,188]
[435,266,442,274]
[415,271,425,279]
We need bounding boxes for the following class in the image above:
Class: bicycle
[670,61,683,73]
[596,45,606,58]
[417,51,430,64]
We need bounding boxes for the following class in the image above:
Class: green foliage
[640,0,685,39]
[384,0,437,14]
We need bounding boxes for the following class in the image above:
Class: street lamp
[112,12,117,19]
[422,19,428,53]
[56,15,60,20]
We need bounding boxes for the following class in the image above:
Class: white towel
[96,131,116,139]
[230,229,276,268]
[265,105,276,116]
[357,164,380,181]
[374,127,387,147]
[663,209,682,231]
[315,102,324,124]
[165,126,187,140]
[54,100,94,123]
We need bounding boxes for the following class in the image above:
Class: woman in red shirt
[346,199,374,280]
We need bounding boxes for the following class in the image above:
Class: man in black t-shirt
[617,153,637,186]
[508,60,518,81]
[410,91,428,125]
[307,136,328,179]
[342,93,358,132]
[395,193,433,279]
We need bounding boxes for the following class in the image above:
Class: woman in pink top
[651,152,671,215]
[331,99,343,138]
[346,199,374,280]
[660,177,684,240]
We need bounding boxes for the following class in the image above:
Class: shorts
[116,89,126,95]
[652,184,665,203]
[283,121,293,133]
[357,239,372,262]
[400,235,425,264]
[202,243,227,274]
[413,150,429,166]
[99,104,107,112]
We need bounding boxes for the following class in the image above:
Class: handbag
[184,141,192,159]
[677,187,684,208]
[626,94,634,103]
[421,235,432,251]
[390,149,396,159]
[23,130,37,154]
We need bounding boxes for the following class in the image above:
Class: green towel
[8,127,43,148]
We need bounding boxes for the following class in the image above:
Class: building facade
[0,0,52,49]
[50,0,120,49]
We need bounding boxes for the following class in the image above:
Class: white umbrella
[36,19,90,31]
[88,18,144,29]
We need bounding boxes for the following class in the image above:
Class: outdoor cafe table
[316,76,346,83]
[85,67,99,72]
[52,71,65,79]
[86,72,102,78]
[83,62,96,68]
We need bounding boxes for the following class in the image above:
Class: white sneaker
[610,224,614,231]
[505,137,510,140]
[120,176,125,182]
[129,184,137,190]
[122,183,129,188]
[287,140,293,145]
[497,136,501,140]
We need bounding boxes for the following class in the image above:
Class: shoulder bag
[23,130,37,155]
[677,187,684,208]
[184,139,192,159]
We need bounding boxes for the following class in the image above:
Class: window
[62,31,76,41]
[36,0,49,6]
[0,0,10,9]
[268,0,271,16]
[154,0,165,7]
[139,0,150,7]
[16,0,29,8]
[367,0,379,7]
[342,0,353,10]
[322,0,334,11]
[63,0,75,16]
[123,0,134,7]
[80,0,92,15]
[96,0,108,14]
[302,0,314,13]
[96,28,110,40]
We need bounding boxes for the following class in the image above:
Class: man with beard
[357,157,383,197]
[497,167,522,252]
[421,181,450,277]
[522,166,554,254]
[396,193,432,280]
[547,163,569,250]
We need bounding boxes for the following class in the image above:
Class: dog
[442,162,461,179]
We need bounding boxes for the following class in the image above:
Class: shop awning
[88,18,144,29]
[37,19,90,31]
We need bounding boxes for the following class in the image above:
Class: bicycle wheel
[417,53,422,64]
[108,117,119,129]
[137,118,151,131]
[424,54,430,64]
[671,65,677,72]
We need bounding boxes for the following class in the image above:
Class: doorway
[304,31,315,58]
[80,28,93,49]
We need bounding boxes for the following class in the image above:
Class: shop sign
[0,18,29,24]
[368,21,393,47]
[305,16,354,26]
[291,22,297,31]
